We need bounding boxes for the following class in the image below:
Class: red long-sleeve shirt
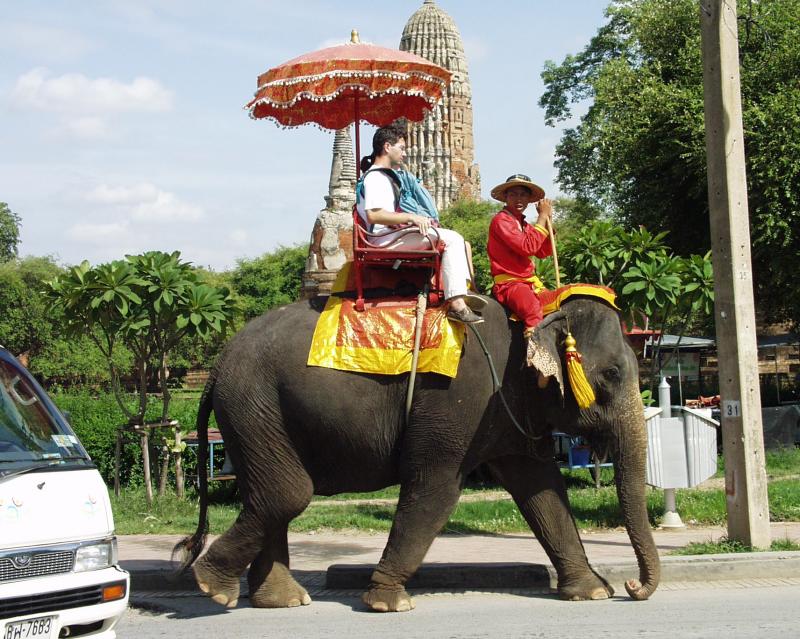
[487,208,553,280]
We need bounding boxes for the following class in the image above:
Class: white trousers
[370,226,470,300]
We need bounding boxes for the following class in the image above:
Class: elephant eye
[602,366,621,382]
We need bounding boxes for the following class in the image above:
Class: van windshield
[0,358,89,473]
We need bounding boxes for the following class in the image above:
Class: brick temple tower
[400,0,480,209]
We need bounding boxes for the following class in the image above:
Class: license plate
[4,616,56,639]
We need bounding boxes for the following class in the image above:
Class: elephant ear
[526,311,566,399]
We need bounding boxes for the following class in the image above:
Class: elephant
[176,293,660,611]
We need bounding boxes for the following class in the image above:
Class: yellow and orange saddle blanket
[307,264,618,378]
[308,264,465,377]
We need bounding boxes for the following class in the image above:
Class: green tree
[540,0,800,326]
[0,202,21,263]
[552,196,605,239]
[168,267,238,373]
[559,219,714,387]
[0,256,62,357]
[30,335,134,389]
[232,245,307,320]
[439,199,497,294]
[0,254,131,387]
[46,251,238,502]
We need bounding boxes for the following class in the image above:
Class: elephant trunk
[611,390,660,600]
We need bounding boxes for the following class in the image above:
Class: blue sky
[1,1,608,271]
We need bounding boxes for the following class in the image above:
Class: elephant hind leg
[195,461,314,609]
[247,524,311,608]
[193,509,268,608]
[247,470,314,608]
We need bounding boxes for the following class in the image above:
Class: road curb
[327,552,800,589]
[326,562,555,590]
[129,551,800,593]
[130,569,199,593]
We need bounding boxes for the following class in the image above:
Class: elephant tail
[172,370,216,573]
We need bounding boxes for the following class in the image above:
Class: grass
[111,449,800,537]
[671,537,800,555]
[764,447,800,477]
[111,488,241,535]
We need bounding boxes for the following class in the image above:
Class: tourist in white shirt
[357,125,483,324]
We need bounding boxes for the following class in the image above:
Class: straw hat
[490,173,545,202]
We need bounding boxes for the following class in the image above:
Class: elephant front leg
[363,473,462,612]
[488,455,614,601]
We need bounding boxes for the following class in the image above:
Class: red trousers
[493,281,544,328]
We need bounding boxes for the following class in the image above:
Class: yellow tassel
[565,333,595,409]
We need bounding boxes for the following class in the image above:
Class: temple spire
[301,127,356,298]
[400,1,480,209]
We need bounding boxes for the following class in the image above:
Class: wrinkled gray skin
[176,295,659,611]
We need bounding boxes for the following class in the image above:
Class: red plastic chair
[352,207,445,312]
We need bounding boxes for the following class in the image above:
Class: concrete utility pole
[699,0,770,548]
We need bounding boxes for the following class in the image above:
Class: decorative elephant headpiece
[526,310,596,409]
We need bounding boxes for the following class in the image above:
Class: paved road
[124,582,800,639]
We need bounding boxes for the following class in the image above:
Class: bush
[31,336,133,389]
[52,391,206,487]
[52,391,143,486]
[232,246,307,319]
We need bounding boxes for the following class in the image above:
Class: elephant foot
[193,555,240,608]
[557,572,614,601]
[248,563,312,608]
[361,583,415,613]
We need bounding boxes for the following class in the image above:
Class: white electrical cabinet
[645,406,718,489]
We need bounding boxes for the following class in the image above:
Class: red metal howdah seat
[352,207,445,312]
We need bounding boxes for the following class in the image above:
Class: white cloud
[66,222,130,244]
[86,183,160,205]
[131,190,203,222]
[85,182,204,223]
[10,68,174,114]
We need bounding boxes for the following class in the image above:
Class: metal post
[700,0,770,548]
[659,376,672,418]
[659,377,685,529]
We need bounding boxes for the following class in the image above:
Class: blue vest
[356,168,439,231]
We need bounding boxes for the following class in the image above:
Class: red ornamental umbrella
[245,30,451,175]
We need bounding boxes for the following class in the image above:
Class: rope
[467,323,541,442]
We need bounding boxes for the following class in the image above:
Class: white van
[0,347,129,639]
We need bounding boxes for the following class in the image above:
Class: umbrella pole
[354,95,361,179]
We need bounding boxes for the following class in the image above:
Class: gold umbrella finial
[351,29,360,44]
